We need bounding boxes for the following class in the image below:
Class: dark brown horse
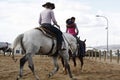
[72,39,86,69]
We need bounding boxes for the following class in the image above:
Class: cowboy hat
[42,2,55,9]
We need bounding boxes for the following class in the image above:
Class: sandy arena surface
[0,54,120,80]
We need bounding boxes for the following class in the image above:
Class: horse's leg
[61,57,67,74]
[72,53,77,67]
[78,56,83,70]
[48,56,59,78]
[64,59,73,79]
[78,43,84,70]
[3,51,5,56]
[9,52,11,56]
[27,53,39,80]
[17,55,28,80]
[60,52,74,79]
[61,57,64,67]
[9,50,12,56]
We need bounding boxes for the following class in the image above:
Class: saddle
[35,27,56,39]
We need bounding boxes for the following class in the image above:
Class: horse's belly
[37,45,56,55]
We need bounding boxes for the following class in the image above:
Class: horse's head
[78,39,86,57]
[84,39,86,42]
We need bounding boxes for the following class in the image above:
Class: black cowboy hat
[42,2,55,9]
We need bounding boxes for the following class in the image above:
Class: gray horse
[12,28,75,80]
[61,33,86,74]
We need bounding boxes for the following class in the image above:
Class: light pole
[96,15,109,53]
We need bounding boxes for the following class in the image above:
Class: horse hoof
[71,78,77,80]
[63,71,67,75]
[48,72,53,78]
[16,76,20,80]
[62,68,67,75]
[35,75,40,80]
[36,78,39,80]
[48,74,51,78]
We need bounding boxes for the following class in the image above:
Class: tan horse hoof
[71,78,77,80]
[62,68,67,75]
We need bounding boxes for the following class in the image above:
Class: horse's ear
[84,39,86,42]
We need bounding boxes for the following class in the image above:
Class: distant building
[14,45,22,54]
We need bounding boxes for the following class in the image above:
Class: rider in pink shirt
[66,17,79,37]
[66,17,86,57]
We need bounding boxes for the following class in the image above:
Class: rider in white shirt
[39,2,65,50]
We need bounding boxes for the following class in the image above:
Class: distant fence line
[86,49,120,64]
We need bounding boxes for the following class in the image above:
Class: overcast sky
[0,0,120,47]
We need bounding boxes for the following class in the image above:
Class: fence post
[104,51,107,61]
[88,51,90,59]
[95,51,97,60]
[117,49,119,64]
[110,50,112,62]
[92,51,94,59]
[99,50,101,61]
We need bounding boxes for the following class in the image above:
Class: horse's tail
[12,34,24,62]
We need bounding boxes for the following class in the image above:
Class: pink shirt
[67,27,76,35]
[66,23,78,36]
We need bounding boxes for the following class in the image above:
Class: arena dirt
[0,55,120,80]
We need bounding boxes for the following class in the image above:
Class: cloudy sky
[0,0,120,47]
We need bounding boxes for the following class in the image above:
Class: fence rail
[86,49,120,64]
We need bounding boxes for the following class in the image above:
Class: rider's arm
[39,14,42,25]
[50,11,60,29]
[66,25,68,33]
[75,23,79,35]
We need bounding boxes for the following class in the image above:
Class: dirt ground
[0,54,120,80]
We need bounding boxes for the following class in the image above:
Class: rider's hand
[56,24,60,29]
[76,32,78,35]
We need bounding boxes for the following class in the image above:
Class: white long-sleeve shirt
[39,9,57,25]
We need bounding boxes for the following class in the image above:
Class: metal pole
[96,15,109,53]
